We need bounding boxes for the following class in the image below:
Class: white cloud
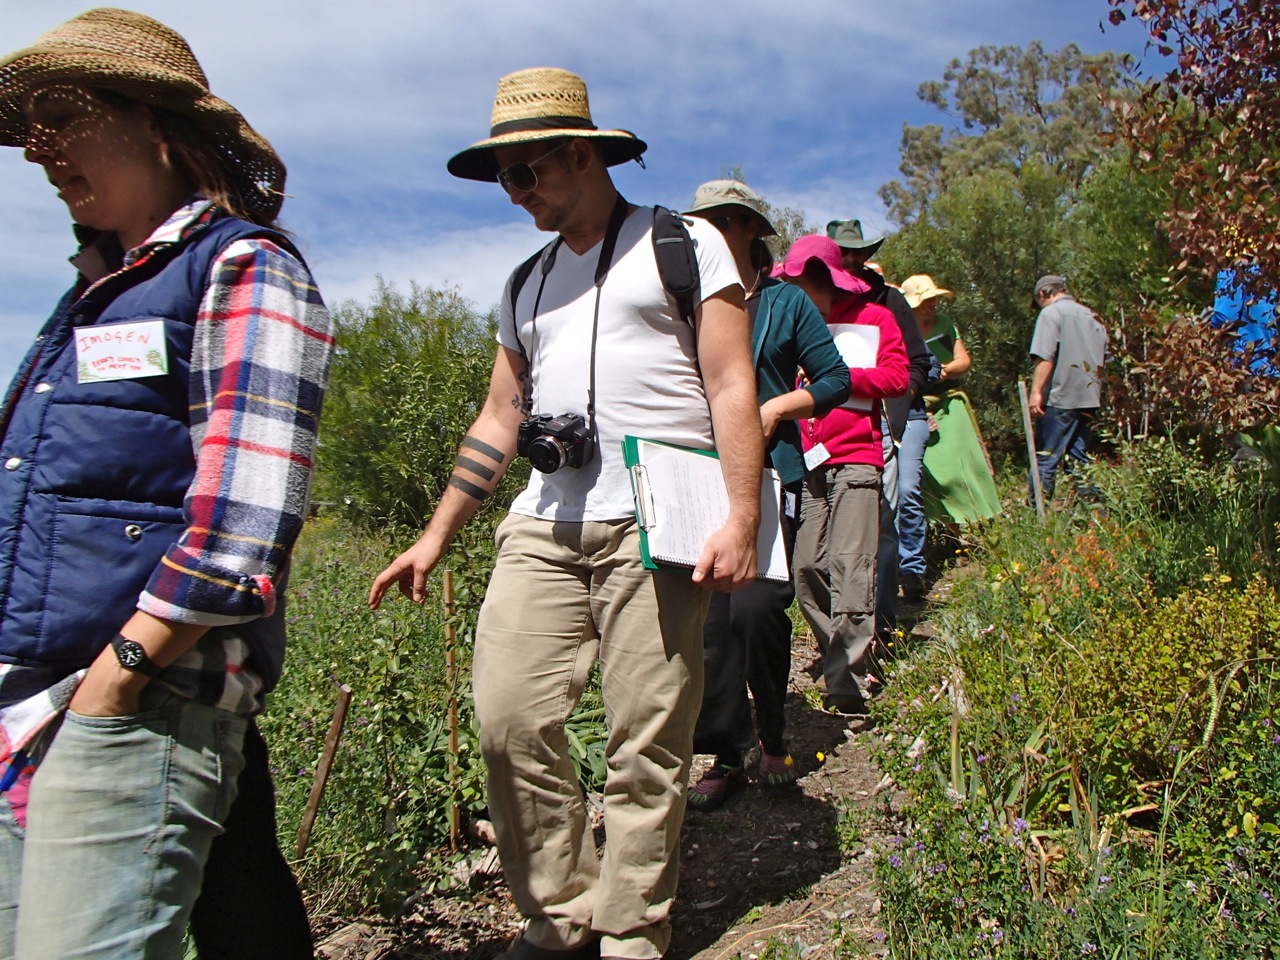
[315,222,548,315]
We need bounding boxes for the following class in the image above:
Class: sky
[0,0,1163,386]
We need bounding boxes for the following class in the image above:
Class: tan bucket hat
[900,274,954,309]
[0,8,286,223]
[684,179,777,237]
[448,67,647,182]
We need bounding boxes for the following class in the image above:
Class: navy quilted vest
[0,215,289,689]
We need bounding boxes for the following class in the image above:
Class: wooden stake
[1018,380,1046,523]
[444,570,461,852]
[296,681,353,859]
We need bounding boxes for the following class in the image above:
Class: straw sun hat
[900,274,954,309]
[0,8,286,223]
[448,67,647,182]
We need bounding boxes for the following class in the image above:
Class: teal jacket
[750,279,850,485]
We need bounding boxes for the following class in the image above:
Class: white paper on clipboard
[829,323,880,412]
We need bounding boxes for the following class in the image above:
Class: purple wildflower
[889,855,904,868]
[1013,818,1029,835]
[1081,943,1098,955]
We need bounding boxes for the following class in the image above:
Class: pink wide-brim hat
[775,235,869,295]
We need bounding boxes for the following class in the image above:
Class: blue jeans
[1029,406,1095,500]
[3,687,246,960]
[896,413,930,576]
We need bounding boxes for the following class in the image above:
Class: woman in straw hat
[899,274,999,527]
[0,9,333,958]
[682,181,850,810]
[773,236,908,715]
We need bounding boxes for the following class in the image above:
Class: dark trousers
[1030,406,1095,500]
[694,495,798,761]
[190,721,314,960]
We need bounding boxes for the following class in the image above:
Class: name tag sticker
[804,442,831,471]
[75,320,169,384]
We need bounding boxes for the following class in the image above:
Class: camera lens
[527,437,567,473]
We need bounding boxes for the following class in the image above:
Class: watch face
[118,640,146,668]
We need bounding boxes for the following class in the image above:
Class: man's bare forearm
[709,373,764,530]
[421,413,517,549]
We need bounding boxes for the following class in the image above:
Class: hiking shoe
[824,694,869,717]
[900,572,927,603]
[757,744,799,787]
[687,764,745,812]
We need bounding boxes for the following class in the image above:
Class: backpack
[507,205,701,326]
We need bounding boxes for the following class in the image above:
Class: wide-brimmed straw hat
[826,218,885,255]
[684,179,777,237]
[448,67,647,182]
[0,8,286,223]
[775,235,870,295]
[900,274,954,309]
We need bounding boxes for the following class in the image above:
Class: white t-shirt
[498,208,740,521]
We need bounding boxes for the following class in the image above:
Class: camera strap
[526,192,632,442]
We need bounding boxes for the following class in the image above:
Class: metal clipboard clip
[629,463,657,531]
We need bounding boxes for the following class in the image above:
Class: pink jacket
[800,295,908,468]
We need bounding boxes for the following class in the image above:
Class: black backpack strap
[651,205,700,327]
[506,241,556,361]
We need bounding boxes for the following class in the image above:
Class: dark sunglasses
[709,213,754,232]
[496,141,569,194]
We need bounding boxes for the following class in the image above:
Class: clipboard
[623,436,789,582]
[829,323,880,412]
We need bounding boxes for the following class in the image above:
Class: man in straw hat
[0,8,331,960]
[371,68,763,959]
[826,222,933,644]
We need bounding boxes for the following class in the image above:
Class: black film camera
[517,413,595,473]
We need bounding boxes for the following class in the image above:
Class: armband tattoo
[448,476,489,501]
[460,436,506,464]
[455,455,496,482]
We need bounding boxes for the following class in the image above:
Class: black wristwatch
[110,634,161,678]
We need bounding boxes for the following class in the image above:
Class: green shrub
[265,517,493,915]
[872,444,1280,958]
[314,282,530,529]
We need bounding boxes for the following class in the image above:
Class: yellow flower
[816,752,826,763]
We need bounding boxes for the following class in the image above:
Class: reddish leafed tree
[1107,0,1279,294]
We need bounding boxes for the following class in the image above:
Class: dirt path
[317,605,939,960]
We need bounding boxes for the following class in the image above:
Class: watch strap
[110,634,161,679]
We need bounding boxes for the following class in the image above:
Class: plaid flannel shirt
[1,199,334,788]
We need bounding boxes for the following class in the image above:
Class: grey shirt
[1029,295,1107,409]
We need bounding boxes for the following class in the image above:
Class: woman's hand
[68,645,147,717]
